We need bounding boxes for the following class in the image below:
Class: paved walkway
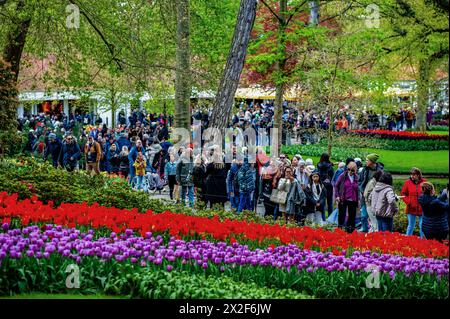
[148,189,266,217]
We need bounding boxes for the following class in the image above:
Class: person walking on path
[358,153,384,233]
[176,148,195,207]
[303,170,326,226]
[84,136,102,175]
[227,159,241,211]
[259,158,280,219]
[236,157,256,213]
[402,167,426,237]
[370,172,399,232]
[419,182,449,242]
[128,139,146,183]
[60,134,81,172]
[336,162,359,233]
[204,152,228,209]
[133,152,147,190]
[317,153,334,219]
[119,146,130,179]
[44,133,62,168]
[164,154,178,200]
[107,143,121,175]
[363,170,384,232]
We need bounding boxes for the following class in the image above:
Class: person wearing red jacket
[402,167,426,237]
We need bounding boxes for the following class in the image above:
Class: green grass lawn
[0,293,126,299]
[295,151,448,175]
[428,131,449,135]
[393,177,448,193]
[360,149,449,174]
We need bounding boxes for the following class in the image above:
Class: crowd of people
[17,103,448,240]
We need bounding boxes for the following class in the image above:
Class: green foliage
[0,252,311,299]
[0,157,292,229]
[282,143,449,174]
[0,157,152,211]
[428,126,449,132]
[329,135,448,151]
[282,144,367,162]
[0,248,446,299]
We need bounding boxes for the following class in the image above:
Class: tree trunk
[273,0,287,155]
[416,57,431,132]
[0,0,31,155]
[327,101,334,159]
[209,0,257,130]
[308,1,319,25]
[174,0,191,131]
[2,0,31,82]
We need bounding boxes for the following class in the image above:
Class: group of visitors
[18,104,448,241]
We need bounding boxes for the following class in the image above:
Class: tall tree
[174,0,191,131]
[0,0,32,155]
[209,0,258,130]
[357,0,449,131]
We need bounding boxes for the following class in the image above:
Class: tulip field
[0,192,448,299]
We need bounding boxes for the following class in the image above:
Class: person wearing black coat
[152,149,167,178]
[192,156,207,205]
[107,143,121,174]
[204,160,228,208]
[44,133,62,168]
[419,182,449,242]
[299,171,327,225]
[59,135,81,171]
[317,153,334,218]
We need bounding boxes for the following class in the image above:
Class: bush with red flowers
[349,130,448,141]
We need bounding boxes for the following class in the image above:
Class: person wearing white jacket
[363,170,384,232]
[369,172,399,232]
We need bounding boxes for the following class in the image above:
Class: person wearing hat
[26,129,37,153]
[358,153,384,233]
[44,132,62,168]
[84,135,102,175]
[295,160,309,190]
[306,164,315,175]
[354,158,363,172]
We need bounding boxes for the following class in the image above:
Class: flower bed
[349,130,448,141]
[1,192,448,258]
[1,224,447,299]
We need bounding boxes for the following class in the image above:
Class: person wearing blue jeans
[237,192,252,213]
[406,214,424,237]
[136,175,144,190]
[360,204,369,232]
[377,216,394,232]
[402,167,426,238]
[226,160,241,210]
[128,140,146,184]
[236,156,256,214]
[181,186,195,207]
[231,196,240,210]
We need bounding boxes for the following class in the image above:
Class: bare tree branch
[260,0,282,23]
[69,0,123,71]
[286,0,308,26]
[319,1,354,24]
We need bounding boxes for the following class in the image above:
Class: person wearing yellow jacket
[133,152,147,190]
